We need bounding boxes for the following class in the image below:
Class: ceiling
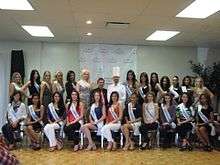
[0,0,220,47]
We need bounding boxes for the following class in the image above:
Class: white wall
[0,41,197,82]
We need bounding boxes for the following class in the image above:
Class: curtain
[0,53,10,129]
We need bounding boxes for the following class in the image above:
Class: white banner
[80,44,137,84]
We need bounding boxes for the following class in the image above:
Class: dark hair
[199,93,212,106]
[140,72,149,86]
[150,72,159,90]
[10,91,22,103]
[145,91,156,103]
[68,90,80,110]
[91,89,103,108]
[160,76,171,91]
[31,93,40,109]
[97,77,105,84]
[172,76,180,87]
[66,70,76,85]
[52,92,65,110]
[126,70,137,86]
[180,92,192,108]
[182,76,192,87]
[30,70,41,85]
[109,91,119,106]
[162,93,173,106]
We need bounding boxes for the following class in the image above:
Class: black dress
[28,82,40,105]
[30,110,42,131]
[65,82,77,103]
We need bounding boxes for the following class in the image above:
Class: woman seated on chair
[196,93,214,151]
[176,93,194,151]
[101,91,123,151]
[25,94,44,150]
[2,91,27,150]
[121,93,142,150]
[64,90,84,152]
[81,90,106,151]
[139,92,159,150]
[44,92,65,152]
[159,93,177,148]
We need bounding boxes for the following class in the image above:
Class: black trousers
[64,122,81,145]
[176,123,192,139]
[140,122,158,143]
[160,125,175,147]
[2,123,20,144]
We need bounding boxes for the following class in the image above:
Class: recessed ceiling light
[0,0,34,10]
[86,32,92,36]
[176,0,220,19]
[146,30,180,41]
[86,20,92,24]
[22,25,54,37]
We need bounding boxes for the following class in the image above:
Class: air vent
[105,22,130,29]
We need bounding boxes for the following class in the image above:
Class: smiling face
[164,95,171,104]
[184,77,190,86]
[128,72,134,80]
[98,79,105,89]
[53,93,60,103]
[195,78,203,88]
[151,74,157,83]
[172,77,179,86]
[44,72,51,82]
[13,93,21,102]
[111,93,119,103]
[94,92,101,103]
[14,73,21,84]
[71,91,78,102]
[69,73,75,81]
[82,71,90,81]
[32,95,39,105]
[181,94,188,104]
[147,93,154,102]
[34,71,39,81]
[56,72,63,82]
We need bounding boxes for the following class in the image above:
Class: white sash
[79,80,90,88]
[90,103,103,135]
[125,84,133,97]
[128,103,136,122]
[181,86,187,93]
[48,103,60,121]
[145,103,156,121]
[34,82,40,93]
[28,105,43,125]
[70,103,83,125]
[139,86,146,99]
[162,104,176,129]
[178,103,190,120]
[8,103,18,123]
[109,106,120,123]
[198,105,216,136]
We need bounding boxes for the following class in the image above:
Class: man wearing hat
[107,67,126,106]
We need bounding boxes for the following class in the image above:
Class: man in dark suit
[90,78,108,109]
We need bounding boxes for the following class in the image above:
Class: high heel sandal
[86,143,96,151]
[49,146,56,152]
[73,144,79,152]
[129,142,135,150]
[123,143,130,151]
[179,144,187,151]
[107,142,113,151]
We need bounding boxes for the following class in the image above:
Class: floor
[13,147,220,165]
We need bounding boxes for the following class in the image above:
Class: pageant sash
[179,103,190,120]
[145,102,156,121]
[34,82,40,93]
[48,103,60,121]
[70,103,83,125]
[198,105,216,136]
[109,106,118,120]
[139,86,146,99]
[90,103,103,135]
[128,103,136,122]
[161,104,176,129]
[28,105,43,125]
[125,84,133,97]
[8,103,18,123]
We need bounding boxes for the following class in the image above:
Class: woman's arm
[9,83,15,97]
[40,82,46,105]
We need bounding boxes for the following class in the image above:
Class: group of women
[1,69,218,152]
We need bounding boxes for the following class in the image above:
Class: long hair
[11,72,22,85]
[182,76,192,87]
[172,76,179,87]
[145,91,156,103]
[90,89,103,108]
[199,93,211,106]
[68,90,80,110]
[109,91,119,107]
[29,70,41,86]
[160,76,171,91]
[150,72,159,90]
[66,70,76,85]
[179,92,192,108]
[52,92,65,110]
[140,72,149,86]
[126,70,137,87]
[162,93,173,106]
[31,93,41,109]
[42,71,51,82]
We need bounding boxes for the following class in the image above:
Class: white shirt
[107,82,126,104]
[7,102,27,123]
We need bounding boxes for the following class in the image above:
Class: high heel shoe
[123,143,130,151]
[86,143,96,151]
[129,142,135,150]
[107,142,113,151]
[73,144,79,152]
[139,143,148,150]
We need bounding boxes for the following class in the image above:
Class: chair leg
[156,130,160,147]
[120,133,123,148]
[80,132,84,146]
[139,134,142,146]
[101,135,104,149]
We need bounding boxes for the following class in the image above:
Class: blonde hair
[11,72,22,84]
[195,77,204,88]
[43,71,51,82]
[81,69,90,81]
